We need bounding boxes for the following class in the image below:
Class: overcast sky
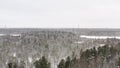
[0,0,120,28]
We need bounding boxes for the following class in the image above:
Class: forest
[7,43,120,68]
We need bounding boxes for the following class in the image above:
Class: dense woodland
[1,29,120,68]
[7,42,120,68]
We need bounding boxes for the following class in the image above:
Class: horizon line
[0,27,120,29]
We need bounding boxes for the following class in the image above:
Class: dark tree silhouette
[34,56,50,68]
[65,56,71,68]
[8,62,18,68]
[58,59,65,68]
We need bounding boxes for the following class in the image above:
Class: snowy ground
[80,35,120,39]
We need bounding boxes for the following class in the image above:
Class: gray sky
[0,0,120,28]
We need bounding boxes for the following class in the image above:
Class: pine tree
[40,56,48,68]
[34,56,50,68]
[58,59,65,68]
[117,57,120,67]
[93,47,97,57]
[8,62,18,68]
[65,56,71,68]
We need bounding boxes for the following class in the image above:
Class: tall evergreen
[58,59,65,68]
[65,56,71,68]
[40,56,48,68]
[34,56,50,68]
[117,57,120,67]
[8,62,18,68]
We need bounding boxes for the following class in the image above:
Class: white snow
[80,35,120,39]
[28,57,32,63]
[13,53,16,57]
[74,41,84,44]
[99,44,105,47]
[10,34,21,36]
[0,34,21,36]
[0,34,5,36]
[36,57,40,60]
